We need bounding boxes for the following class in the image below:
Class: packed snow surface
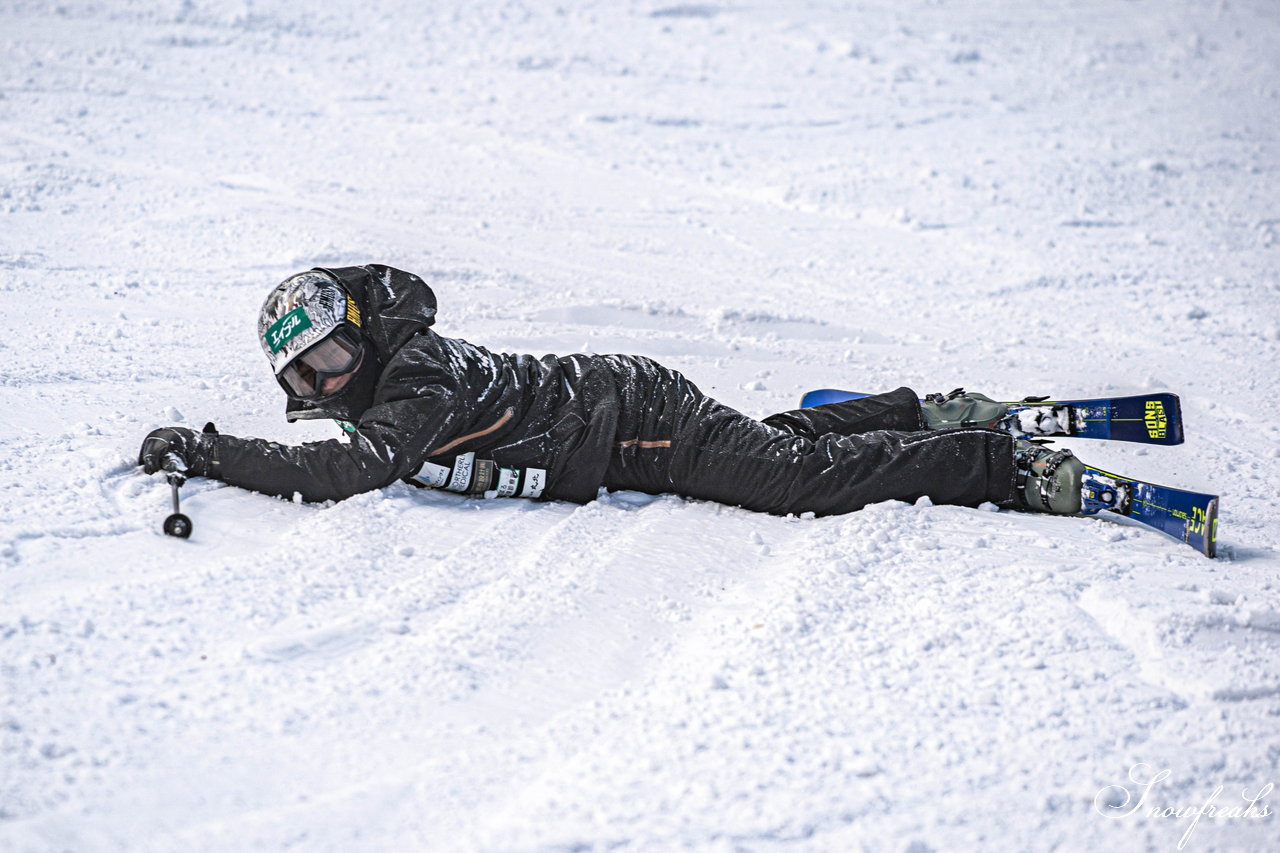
[3,0,1280,850]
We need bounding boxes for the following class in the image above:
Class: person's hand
[138,426,212,476]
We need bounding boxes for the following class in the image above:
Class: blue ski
[799,390,1184,446]
[1079,466,1219,557]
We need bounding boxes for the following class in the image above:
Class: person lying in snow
[137,264,1083,516]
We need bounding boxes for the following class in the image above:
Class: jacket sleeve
[209,349,477,503]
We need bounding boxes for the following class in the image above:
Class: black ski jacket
[210,265,634,504]
[200,265,1016,515]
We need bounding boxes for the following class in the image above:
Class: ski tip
[1160,392,1185,444]
[1202,496,1219,559]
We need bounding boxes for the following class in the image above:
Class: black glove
[138,423,218,477]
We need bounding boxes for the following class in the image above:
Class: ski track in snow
[2,0,1279,850]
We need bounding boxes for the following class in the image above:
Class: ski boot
[921,388,1010,431]
[923,388,1074,438]
[1013,439,1085,514]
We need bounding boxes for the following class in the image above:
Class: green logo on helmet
[265,307,312,354]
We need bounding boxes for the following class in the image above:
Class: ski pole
[161,454,193,539]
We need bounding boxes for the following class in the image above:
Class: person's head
[258,271,368,403]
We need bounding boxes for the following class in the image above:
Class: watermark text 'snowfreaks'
[1094,764,1273,849]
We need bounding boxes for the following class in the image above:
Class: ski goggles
[275,325,364,400]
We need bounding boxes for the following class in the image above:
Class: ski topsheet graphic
[1079,465,1218,557]
[800,389,1184,446]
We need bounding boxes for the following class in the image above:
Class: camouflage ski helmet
[258,270,364,398]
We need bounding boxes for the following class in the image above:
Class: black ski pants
[602,369,1016,516]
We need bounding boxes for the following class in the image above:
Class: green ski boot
[920,388,1011,431]
[1013,439,1085,514]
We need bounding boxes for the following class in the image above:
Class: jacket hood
[283,264,439,423]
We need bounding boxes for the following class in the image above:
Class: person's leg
[762,386,926,438]
[599,363,1016,516]
[669,394,1015,516]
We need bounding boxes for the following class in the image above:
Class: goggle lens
[278,328,362,399]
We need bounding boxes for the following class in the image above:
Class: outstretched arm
[139,404,431,503]
[138,345,478,502]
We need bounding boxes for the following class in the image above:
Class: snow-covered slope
[2,1,1278,850]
